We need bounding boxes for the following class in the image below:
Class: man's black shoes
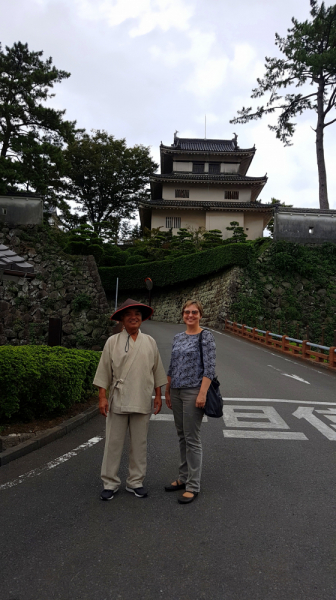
[126,486,148,498]
[100,488,119,501]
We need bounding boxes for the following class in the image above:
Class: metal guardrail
[225,320,336,369]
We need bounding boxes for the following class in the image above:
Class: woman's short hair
[181,299,203,318]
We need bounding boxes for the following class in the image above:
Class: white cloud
[229,43,265,83]
[75,0,193,36]
[1,0,335,211]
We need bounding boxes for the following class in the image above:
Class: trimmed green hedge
[0,346,100,422]
[99,243,251,291]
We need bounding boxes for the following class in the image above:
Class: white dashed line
[224,431,308,440]
[0,436,103,491]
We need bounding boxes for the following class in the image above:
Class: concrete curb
[0,405,100,467]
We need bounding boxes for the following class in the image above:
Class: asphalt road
[1,321,336,600]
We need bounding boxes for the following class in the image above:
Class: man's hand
[154,395,162,415]
[165,389,172,410]
[99,396,109,417]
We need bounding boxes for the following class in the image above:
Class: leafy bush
[126,254,148,265]
[72,293,92,312]
[99,243,251,291]
[100,248,129,267]
[0,346,100,422]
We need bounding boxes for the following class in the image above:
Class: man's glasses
[183,310,199,315]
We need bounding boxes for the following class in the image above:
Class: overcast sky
[1,0,335,213]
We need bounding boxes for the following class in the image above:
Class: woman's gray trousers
[171,387,203,493]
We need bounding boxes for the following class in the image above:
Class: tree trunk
[0,126,11,158]
[316,79,329,209]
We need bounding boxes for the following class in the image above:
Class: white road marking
[151,414,174,421]
[151,414,208,422]
[223,406,289,429]
[223,398,336,406]
[293,407,336,440]
[224,431,308,440]
[268,364,310,384]
[283,374,310,384]
[315,409,336,429]
[0,436,103,491]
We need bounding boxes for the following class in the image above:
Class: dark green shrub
[125,255,148,265]
[72,293,92,312]
[87,244,104,263]
[99,243,251,291]
[100,249,129,267]
[0,346,100,422]
[65,240,88,255]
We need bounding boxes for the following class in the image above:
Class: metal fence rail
[225,320,336,370]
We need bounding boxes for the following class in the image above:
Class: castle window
[175,189,189,198]
[166,216,181,229]
[209,163,220,174]
[225,191,239,200]
[193,162,205,173]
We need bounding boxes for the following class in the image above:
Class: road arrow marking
[268,365,310,384]
[283,374,310,384]
[293,407,336,440]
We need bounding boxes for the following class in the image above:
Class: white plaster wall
[220,163,239,173]
[244,214,265,239]
[162,184,251,202]
[205,212,244,239]
[151,208,265,240]
[173,161,193,172]
[151,209,206,231]
[172,161,239,173]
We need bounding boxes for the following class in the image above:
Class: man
[93,298,167,500]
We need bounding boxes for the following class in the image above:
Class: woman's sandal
[178,491,198,504]
[164,480,186,492]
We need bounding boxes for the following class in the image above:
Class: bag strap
[199,329,204,374]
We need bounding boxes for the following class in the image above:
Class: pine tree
[231,1,336,209]
[0,42,76,205]
[226,221,248,243]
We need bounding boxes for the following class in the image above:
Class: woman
[165,300,216,504]
[94,298,167,501]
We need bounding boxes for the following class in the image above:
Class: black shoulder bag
[199,330,223,418]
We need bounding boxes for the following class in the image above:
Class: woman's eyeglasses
[183,310,199,315]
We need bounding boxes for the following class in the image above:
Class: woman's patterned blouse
[167,329,216,389]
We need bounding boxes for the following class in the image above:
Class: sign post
[144,277,153,319]
[115,277,119,311]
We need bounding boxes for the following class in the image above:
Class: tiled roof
[175,138,236,152]
[161,136,255,154]
[0,244,34,273]
[276,206,336,214]
[151,173,267,183]
[140,200,274,211]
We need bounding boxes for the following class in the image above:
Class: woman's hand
[196,391,207,409]
[165,388,172,410]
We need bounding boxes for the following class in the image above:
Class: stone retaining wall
[114,266,243,328]
[0,224,112,349]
